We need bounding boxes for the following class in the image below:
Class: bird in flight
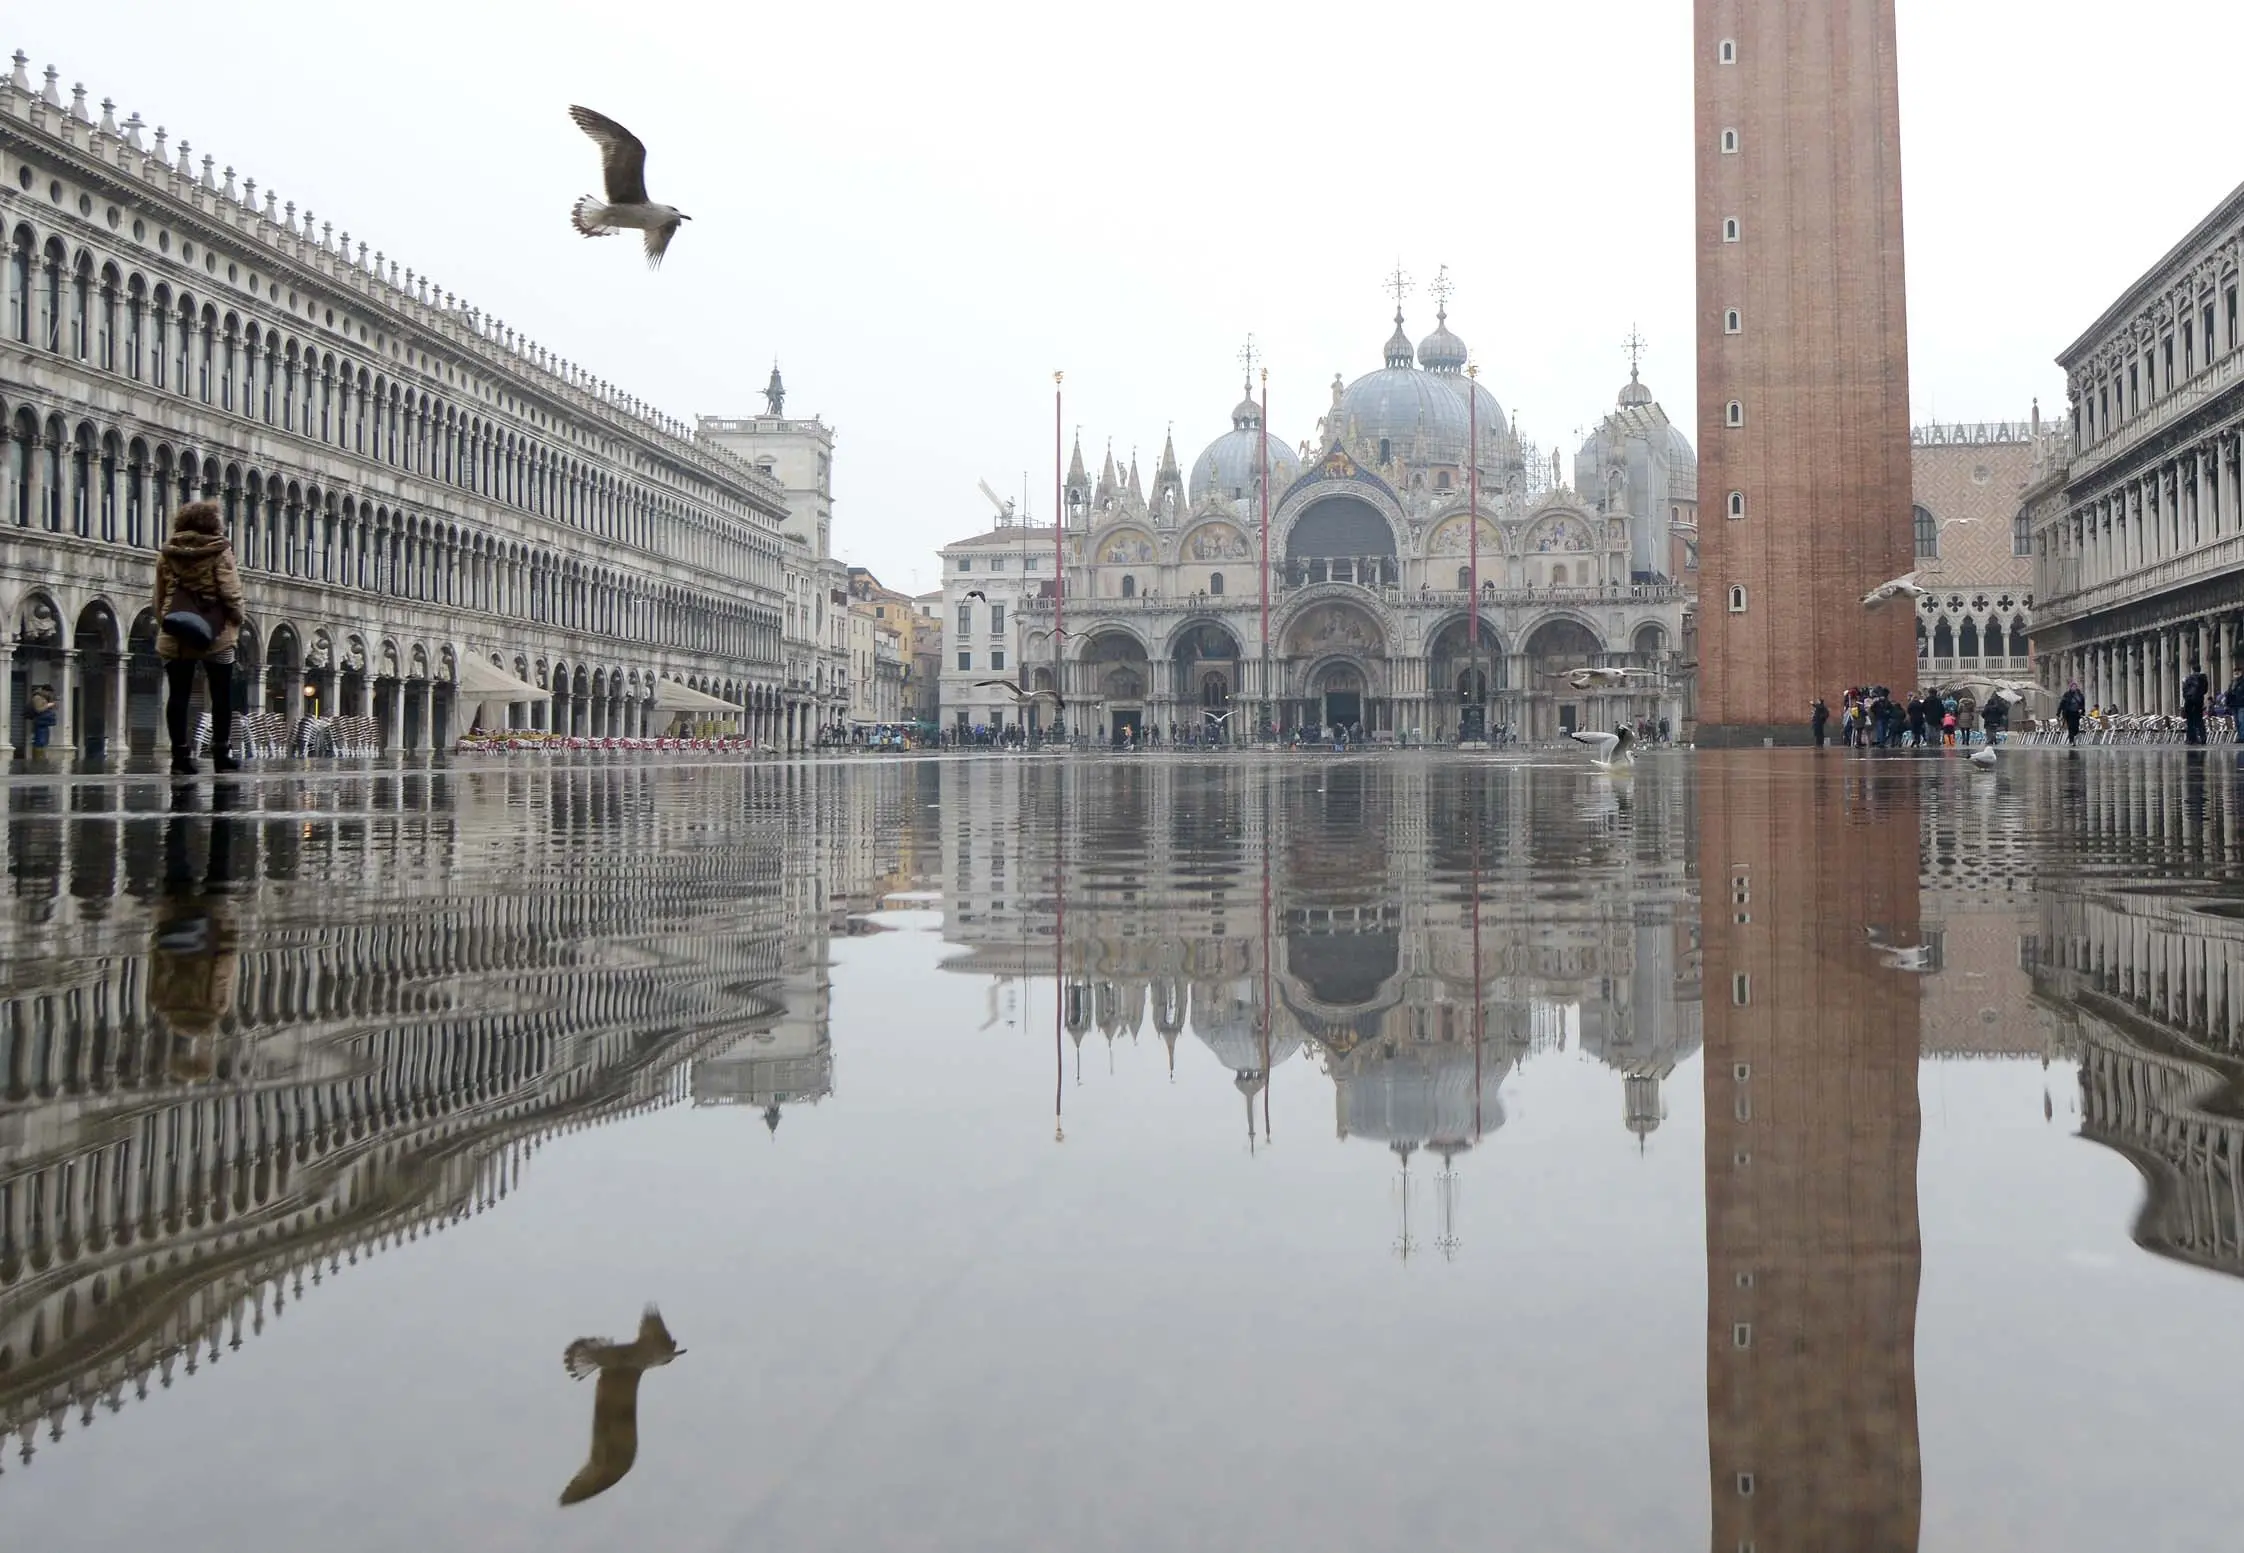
[1551,666,1657,690]
[1862,572,1930,609]
[1204,708,1237,726]
[1950,675,2038,705]
[568,107,691,269]
[978,679,1065,711]
[1864,926,1934,971]
[965,590,989,603]
[1570,725,1637,769]
[558,1304,686,1506]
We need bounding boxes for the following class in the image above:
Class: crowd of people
[1811,685,2015,749]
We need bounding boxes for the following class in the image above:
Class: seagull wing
[974,680,1028,701]
[643,219,680,271]
[570,107,650,204]
[637,1305,674,1348]
[1571,730,1621,763]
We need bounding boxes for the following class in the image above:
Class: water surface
[2,750,2240,1551]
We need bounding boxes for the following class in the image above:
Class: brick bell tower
[1694,1,1916,745]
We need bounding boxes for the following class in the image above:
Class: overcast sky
[18,1,2243,587]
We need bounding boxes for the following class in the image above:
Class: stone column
[384,680,404,752]
[0,641,12,755]
[413,682,435,754]
[2223,620,2235,695]
[109,650,129,759]
[52,648,75,753]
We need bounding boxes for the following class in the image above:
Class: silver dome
[1340,366,1507,468]
[1418,308,1469,373]
[1191,430,1301,503]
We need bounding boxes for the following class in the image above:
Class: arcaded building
[0,53,800,757]
[1694,2,1916,741]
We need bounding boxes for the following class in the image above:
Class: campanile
[1694,1,1916,744]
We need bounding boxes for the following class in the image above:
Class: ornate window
[2013,507,2032,555]
[1209,572,1224,596]
[1121,574,1136,599]
[1914,504,1939,557]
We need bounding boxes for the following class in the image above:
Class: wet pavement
[2,748,2242,1551]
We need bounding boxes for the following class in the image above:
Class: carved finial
[320,220,332,249]
[176,138,193,175]
[41,64,61,107]
[1384,259,1412,310]
[200,153,216,190]
[123,111,144,149]
[8,52,29,93]
[283,198,296,230]
[152,124,167,159]
[221,164,237,199]
[99,96,116,134]
[242,175,256,209]
[69,82,90,122]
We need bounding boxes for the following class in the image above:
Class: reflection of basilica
[0,764,880,1470]
[1019,295,1696,741]
[931,757,1703,1163]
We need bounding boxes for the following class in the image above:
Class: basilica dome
[1190,381,1302,504]
[1339,310,1507,469]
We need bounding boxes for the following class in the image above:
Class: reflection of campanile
[1700,756,1922,1552]
[1694,0,1915,743]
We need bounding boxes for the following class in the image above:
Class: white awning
[652,679,740,713]
[455,656,550,700]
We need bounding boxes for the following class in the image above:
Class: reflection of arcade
[1699,757,1923,1551]
[0,764,838,1470]
[2026,756,2244,1279]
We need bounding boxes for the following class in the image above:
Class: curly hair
[171,500,224,536]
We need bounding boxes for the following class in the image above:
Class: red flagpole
[1259,367,1271,735]
[1053,372,1064,721]
[1467,362,1481,737]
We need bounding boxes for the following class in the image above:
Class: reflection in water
[0,766,894,1472]
[4,752,2244,1542]
[558,1304,686,1507]
[1700,758,1923,1552]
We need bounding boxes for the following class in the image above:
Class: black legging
[165,659,235,755]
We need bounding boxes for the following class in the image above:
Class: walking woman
[153,500,246,775]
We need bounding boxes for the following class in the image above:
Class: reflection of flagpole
[1472,782,1484,1141]
[1053,766,1066,1143]
[1260,775,1273,1145]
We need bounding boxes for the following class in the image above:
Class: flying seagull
[978,679,1065,711]
[1862,572,1929,609]
[1570,725,1637,769]
[1865,925,1935,971]
[1204,708,1238,726]
[965,590,989,603]
[568,107,691,269]
[1553,666,1658,690]
[558,1304,685,1507]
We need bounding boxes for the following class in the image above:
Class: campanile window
[1720,128,1739,154]
[1719,38,1737,63]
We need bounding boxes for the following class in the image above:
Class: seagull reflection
[558,1305,686,1507]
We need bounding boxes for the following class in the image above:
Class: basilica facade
[1017,305,1697,741]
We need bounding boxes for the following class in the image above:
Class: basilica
[1019,302,1698,741]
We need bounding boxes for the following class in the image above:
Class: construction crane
[977,479,1016,527]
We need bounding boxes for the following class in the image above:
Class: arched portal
[1285,495,1396,587]
[71,601,122,760]
[1524,617,1607,740]
[1080,630,1149,743]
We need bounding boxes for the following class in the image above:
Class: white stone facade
[937,525,1049,732]
[2029,181,2244,708]
[0,52,798,756]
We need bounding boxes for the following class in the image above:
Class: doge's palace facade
[0,52,792,757]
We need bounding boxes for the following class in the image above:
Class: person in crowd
[153,500,246,776]
[27,682,57,751]
[2058,681,2087,745]
[1810,698,1829,747]
[2182,660,2210,745]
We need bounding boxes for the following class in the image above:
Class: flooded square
[3,749,2241,1551]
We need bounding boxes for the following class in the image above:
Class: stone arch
[1281,491,1400,586]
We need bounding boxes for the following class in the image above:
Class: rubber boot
[164,665,197,776]
[207,663,240,773]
